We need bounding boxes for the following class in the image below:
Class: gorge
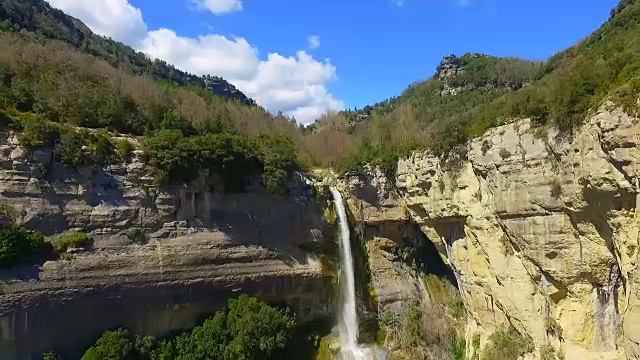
[1,107,640,360]
[0,0,638,359]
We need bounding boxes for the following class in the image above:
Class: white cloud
[47,0,147,44]
[307,35,320,50]
[192,0,243,15]
[48,0,343,124]
[141,29,260,81]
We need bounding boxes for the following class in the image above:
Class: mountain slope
[303,0,639,172]
[0,0,255,105]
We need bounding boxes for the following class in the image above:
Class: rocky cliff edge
[343,107,640,360]
[0,131,333,359]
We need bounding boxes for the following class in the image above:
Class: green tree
[81,329,155,360]
[256,134,298,194]
[224,295,296,360]
[162,295,296,360]
[0,224,45,268]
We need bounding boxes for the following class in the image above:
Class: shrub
[49,230,91,253]
[142,130,261,191]
[0,201,18,222]
[157,294,296,360]
[472,333,481,360]
[256,134,299,194]
[499,148,512,159]
[550,179,563,199]
[81,329,155,360]
[540,344,556,360]
[532,125,549,140]
[499,234,514,256]
[124,228,144,243]
[42,351,62,360]
[481,140,491,155]
[0,224,45,267]
[545,317,563,340]
[481,325,534,360]
[55,128,115,168]
[17,116,60,147]
[114,139,135,161]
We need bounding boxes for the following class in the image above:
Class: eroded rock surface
[0,132,332,359]
[345,108,640,359]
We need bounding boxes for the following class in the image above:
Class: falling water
[330,188,387,360]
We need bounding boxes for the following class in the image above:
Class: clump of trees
[307,0,639,162]
[59,295,300,360]
[156,295,296,360]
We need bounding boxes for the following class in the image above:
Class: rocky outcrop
[0,132,332,359]
[344,108,640,359]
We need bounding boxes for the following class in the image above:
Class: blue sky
[49,0,618,123]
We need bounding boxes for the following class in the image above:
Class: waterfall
[330,188,386,360]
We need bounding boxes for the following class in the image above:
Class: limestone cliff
[0,131,333,359]
[343,108,640,360]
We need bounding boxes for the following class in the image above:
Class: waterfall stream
[330,188,387,360]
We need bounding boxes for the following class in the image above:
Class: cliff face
[344,107,640,359]
[0,132,332,359]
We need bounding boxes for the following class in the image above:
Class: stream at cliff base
[330,188,387,360]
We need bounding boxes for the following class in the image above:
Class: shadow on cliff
[205,194,330,266]
[0,245,58,282]
[18,165,130,236]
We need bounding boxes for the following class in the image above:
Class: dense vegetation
[0,32,301,192]
[45,295,326,360]
[0,0,253,105]
[0,0,638,182]
[307,0,639,174]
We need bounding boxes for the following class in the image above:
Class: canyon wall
[344,108,640,360]
[0,132,333,359]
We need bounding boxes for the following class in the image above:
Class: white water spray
[330,188,387,360]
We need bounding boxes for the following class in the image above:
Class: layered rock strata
[344,108,640,360]
[0,132,332,359]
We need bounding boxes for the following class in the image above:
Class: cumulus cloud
[47,0,343,124]
[192,0,243,15]
[47,0,147,44]
[141,29,260,81]
[307,35,320,49]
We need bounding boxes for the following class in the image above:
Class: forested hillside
[0,0,638,181]
[303,0,639,174]
[0,0,254,105]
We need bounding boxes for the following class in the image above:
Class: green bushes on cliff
[13,116,118,168]
[49,231,91,253]
[0,224,46,267]
[141,129,299,193]
[0,225,94,266]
